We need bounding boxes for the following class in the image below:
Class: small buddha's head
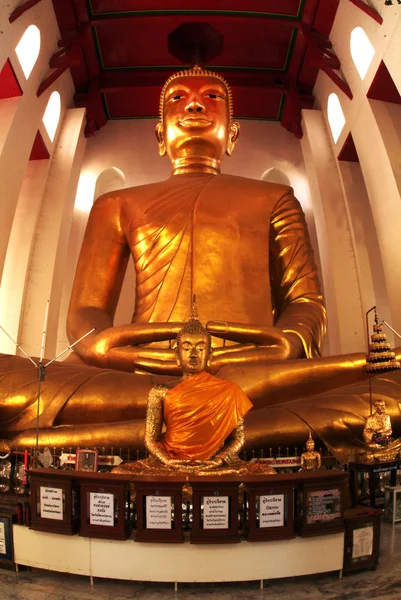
[305,431,315,452]
[175,301,212,375]
[374,399,386,415]
[156,65,240,169]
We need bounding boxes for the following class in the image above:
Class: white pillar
[351,99,401,333]
[19,108,87,358]
[301,109,365,355]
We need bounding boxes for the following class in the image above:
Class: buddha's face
[156,75,239,162]
[375,401,386,415]
[306,440,315,452]
[177,332,211,374]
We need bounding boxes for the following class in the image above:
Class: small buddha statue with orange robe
[113,303,275,476]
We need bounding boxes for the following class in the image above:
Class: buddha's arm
[207,189,326,365]
[144,387,172,464]
[67,193,182,371]
[212,419,245,466]
[269,188,326,358]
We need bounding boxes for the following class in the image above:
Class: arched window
[327,93,346,143]
[15,25,40,79]
[42,91,61,142]
[350,27,375,80]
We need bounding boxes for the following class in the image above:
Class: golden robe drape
[161,371,253,461]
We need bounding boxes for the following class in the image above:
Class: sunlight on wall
[42,91,61,142]
[15,25,40,79]
[74,171,97,212]
[350,27,375,80]
[327,93,346,143]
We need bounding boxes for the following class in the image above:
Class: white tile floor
[1,521,401,599]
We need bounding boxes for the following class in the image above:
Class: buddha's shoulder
[92,179,170,207]
[219,174,292,197]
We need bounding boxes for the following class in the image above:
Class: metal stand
[0,300,94,466]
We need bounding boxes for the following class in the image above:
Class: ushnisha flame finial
[189,294,199,321]
[159,65,233,122]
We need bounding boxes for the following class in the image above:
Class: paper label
[0,521,5,554]
[203,496,229,529]
[146,495,172,529]
[40,487,63,520]
[89,492,114,526]
[352,526,374,559]
[259,494,284,528]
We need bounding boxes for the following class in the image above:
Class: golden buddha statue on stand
[113,301,275,476]
[363,400,393,445]
[1,64,401,463]
[300,432,322,471]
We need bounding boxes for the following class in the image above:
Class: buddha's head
[156,65,240,173]
[305,431,315,452]
[175,300,212,375]
[374,399,386,415]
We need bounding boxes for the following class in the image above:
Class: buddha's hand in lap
[69,321,184,372]
[207,321,304,368]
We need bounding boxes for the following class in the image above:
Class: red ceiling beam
[9,0,43,23]
[300,24,353,99]
[37,23,91,97]
[347,0,383,25]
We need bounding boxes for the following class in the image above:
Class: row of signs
[39,486,286,530]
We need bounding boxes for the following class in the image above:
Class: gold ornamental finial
[365,307,400,374]
[159,65,233,122]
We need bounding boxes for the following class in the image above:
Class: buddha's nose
[185,98,205,114]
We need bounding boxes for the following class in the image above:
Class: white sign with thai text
[259,494,284,528]
[40,487,63,520]
[0,521,5,554]
[146,495,172,529]
[352,525,373,558]
[90,492,114,526]
[203,496,229,529]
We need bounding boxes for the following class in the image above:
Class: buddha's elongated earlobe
[226,121,240,156]
[155,122,167,157]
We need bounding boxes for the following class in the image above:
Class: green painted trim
[283,27,298,72]
[277,92,285,120]
[92,26,105,69]
[96,62,293,74]
[87,0,304,20]
[101,92,111,119]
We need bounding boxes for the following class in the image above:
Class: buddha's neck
[171,156,220,176]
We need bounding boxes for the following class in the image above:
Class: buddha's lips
[179,116,212,127]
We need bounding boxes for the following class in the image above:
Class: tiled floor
[1,522,401,599]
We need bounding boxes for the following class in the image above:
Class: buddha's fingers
[108,346,179,374]
[207,321,288,346]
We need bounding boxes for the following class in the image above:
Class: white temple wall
[309,0,401,341]
[0,0,78,359]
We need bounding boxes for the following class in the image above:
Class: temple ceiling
[48,0,343,137]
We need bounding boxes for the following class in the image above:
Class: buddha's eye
[205,93,225,100]
[169,94,185,102]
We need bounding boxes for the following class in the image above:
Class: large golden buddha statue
[67,65,325,374]
[1,65,401,462]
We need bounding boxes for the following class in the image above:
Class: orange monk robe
[161,371,253,461]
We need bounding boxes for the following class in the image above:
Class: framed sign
[0,515,13,562]
[75,449,98,472]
